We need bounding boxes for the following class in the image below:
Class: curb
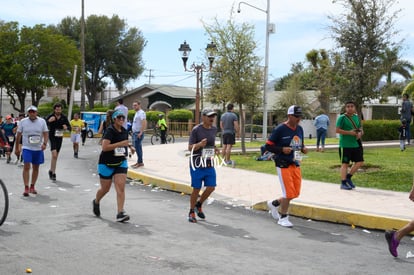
[128,169,410,232]
[253,201,409,231]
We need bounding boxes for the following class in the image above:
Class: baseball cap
[6,115,12,120]
[202,109,217,116]
[287,105,302,116]
[112,110,125,119]
[27,105,38,112]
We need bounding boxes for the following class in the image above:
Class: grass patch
[232,147,413,192]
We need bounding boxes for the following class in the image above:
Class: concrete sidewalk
[127,141,413,231]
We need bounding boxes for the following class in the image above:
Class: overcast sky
[1,0,413,89]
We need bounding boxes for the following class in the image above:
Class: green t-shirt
[336,114,361,148]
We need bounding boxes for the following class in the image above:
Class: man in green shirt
[335,101,364,190]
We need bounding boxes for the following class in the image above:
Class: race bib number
[55,129,64,137]
[7,136,14,142]
[294,150,303,161]
[202,147,215,158]
[73,126,80,132]
[114,147,126,156]
[28,135,41,144]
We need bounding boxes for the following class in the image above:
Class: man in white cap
[15,106,49,196]
[265,105,308,227]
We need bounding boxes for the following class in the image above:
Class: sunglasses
[116,116,125,120]
[293,115,302,118]
[28,110,36,113]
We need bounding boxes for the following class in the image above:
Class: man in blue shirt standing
[314,111,330,152]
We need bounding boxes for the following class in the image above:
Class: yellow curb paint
[127,170,193,195]
[127,169,412,234]
[253,200,411,233]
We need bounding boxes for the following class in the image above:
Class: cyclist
[157,113,168,144]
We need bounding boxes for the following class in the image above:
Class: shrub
[362,120,410,141]
[167,109,193,122]
[146,111,165,122]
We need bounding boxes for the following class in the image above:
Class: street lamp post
[178,41,217,124]
[238,0,271,139]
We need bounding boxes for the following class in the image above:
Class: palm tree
[380,47,413,85]
[378,46,413,101]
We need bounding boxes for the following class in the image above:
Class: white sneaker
[278,216,293,227]
[267,200,280,220]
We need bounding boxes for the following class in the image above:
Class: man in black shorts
[46,103,70,181]
[220,103,239,166]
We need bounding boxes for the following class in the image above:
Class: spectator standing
[157,113,168,144]
[93,110,133,222]
[188,109,219,223]
[335,101,364,190]
[1,115,17,163]
[46,103,70,181]
[131,101,146,168]
[115,98,129,130]
[69,113,84,158]
[398,119,407,151]
[15,106,48,196]
[81,120,88,146]
[265,105,308,227]
[220,103,239,166]
[314,111,330,152]
[401,93,413,145]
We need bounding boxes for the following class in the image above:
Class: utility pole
[144,69,155,85]
[80,0,86,111]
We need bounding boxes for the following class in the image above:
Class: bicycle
[151,127,175,145]
[0,179,9,226]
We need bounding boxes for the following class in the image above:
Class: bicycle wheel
[0,179,9,226]
[166,134,175,144]
[151,134,160,145]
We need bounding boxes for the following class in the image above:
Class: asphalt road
[0,137,413,274]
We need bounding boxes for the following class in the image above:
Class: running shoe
[340,182,352,190]
[346,175,356,189]
[23,186,29,197]
[116,211,130,222]
[278,216,293,227]
[267,200,280,220]
[92,199,100,217]
[29,184,37,194]
[48,170,53,180]
[195,202,205,219]
[188,211,197,223]
[385,230,399,257]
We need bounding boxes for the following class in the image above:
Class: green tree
[204,12,263,153]
[55,15,146,108]
[274,74,312,121]
[306,49,341,112]
[0,22,80,112]
[328,0,402,112]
